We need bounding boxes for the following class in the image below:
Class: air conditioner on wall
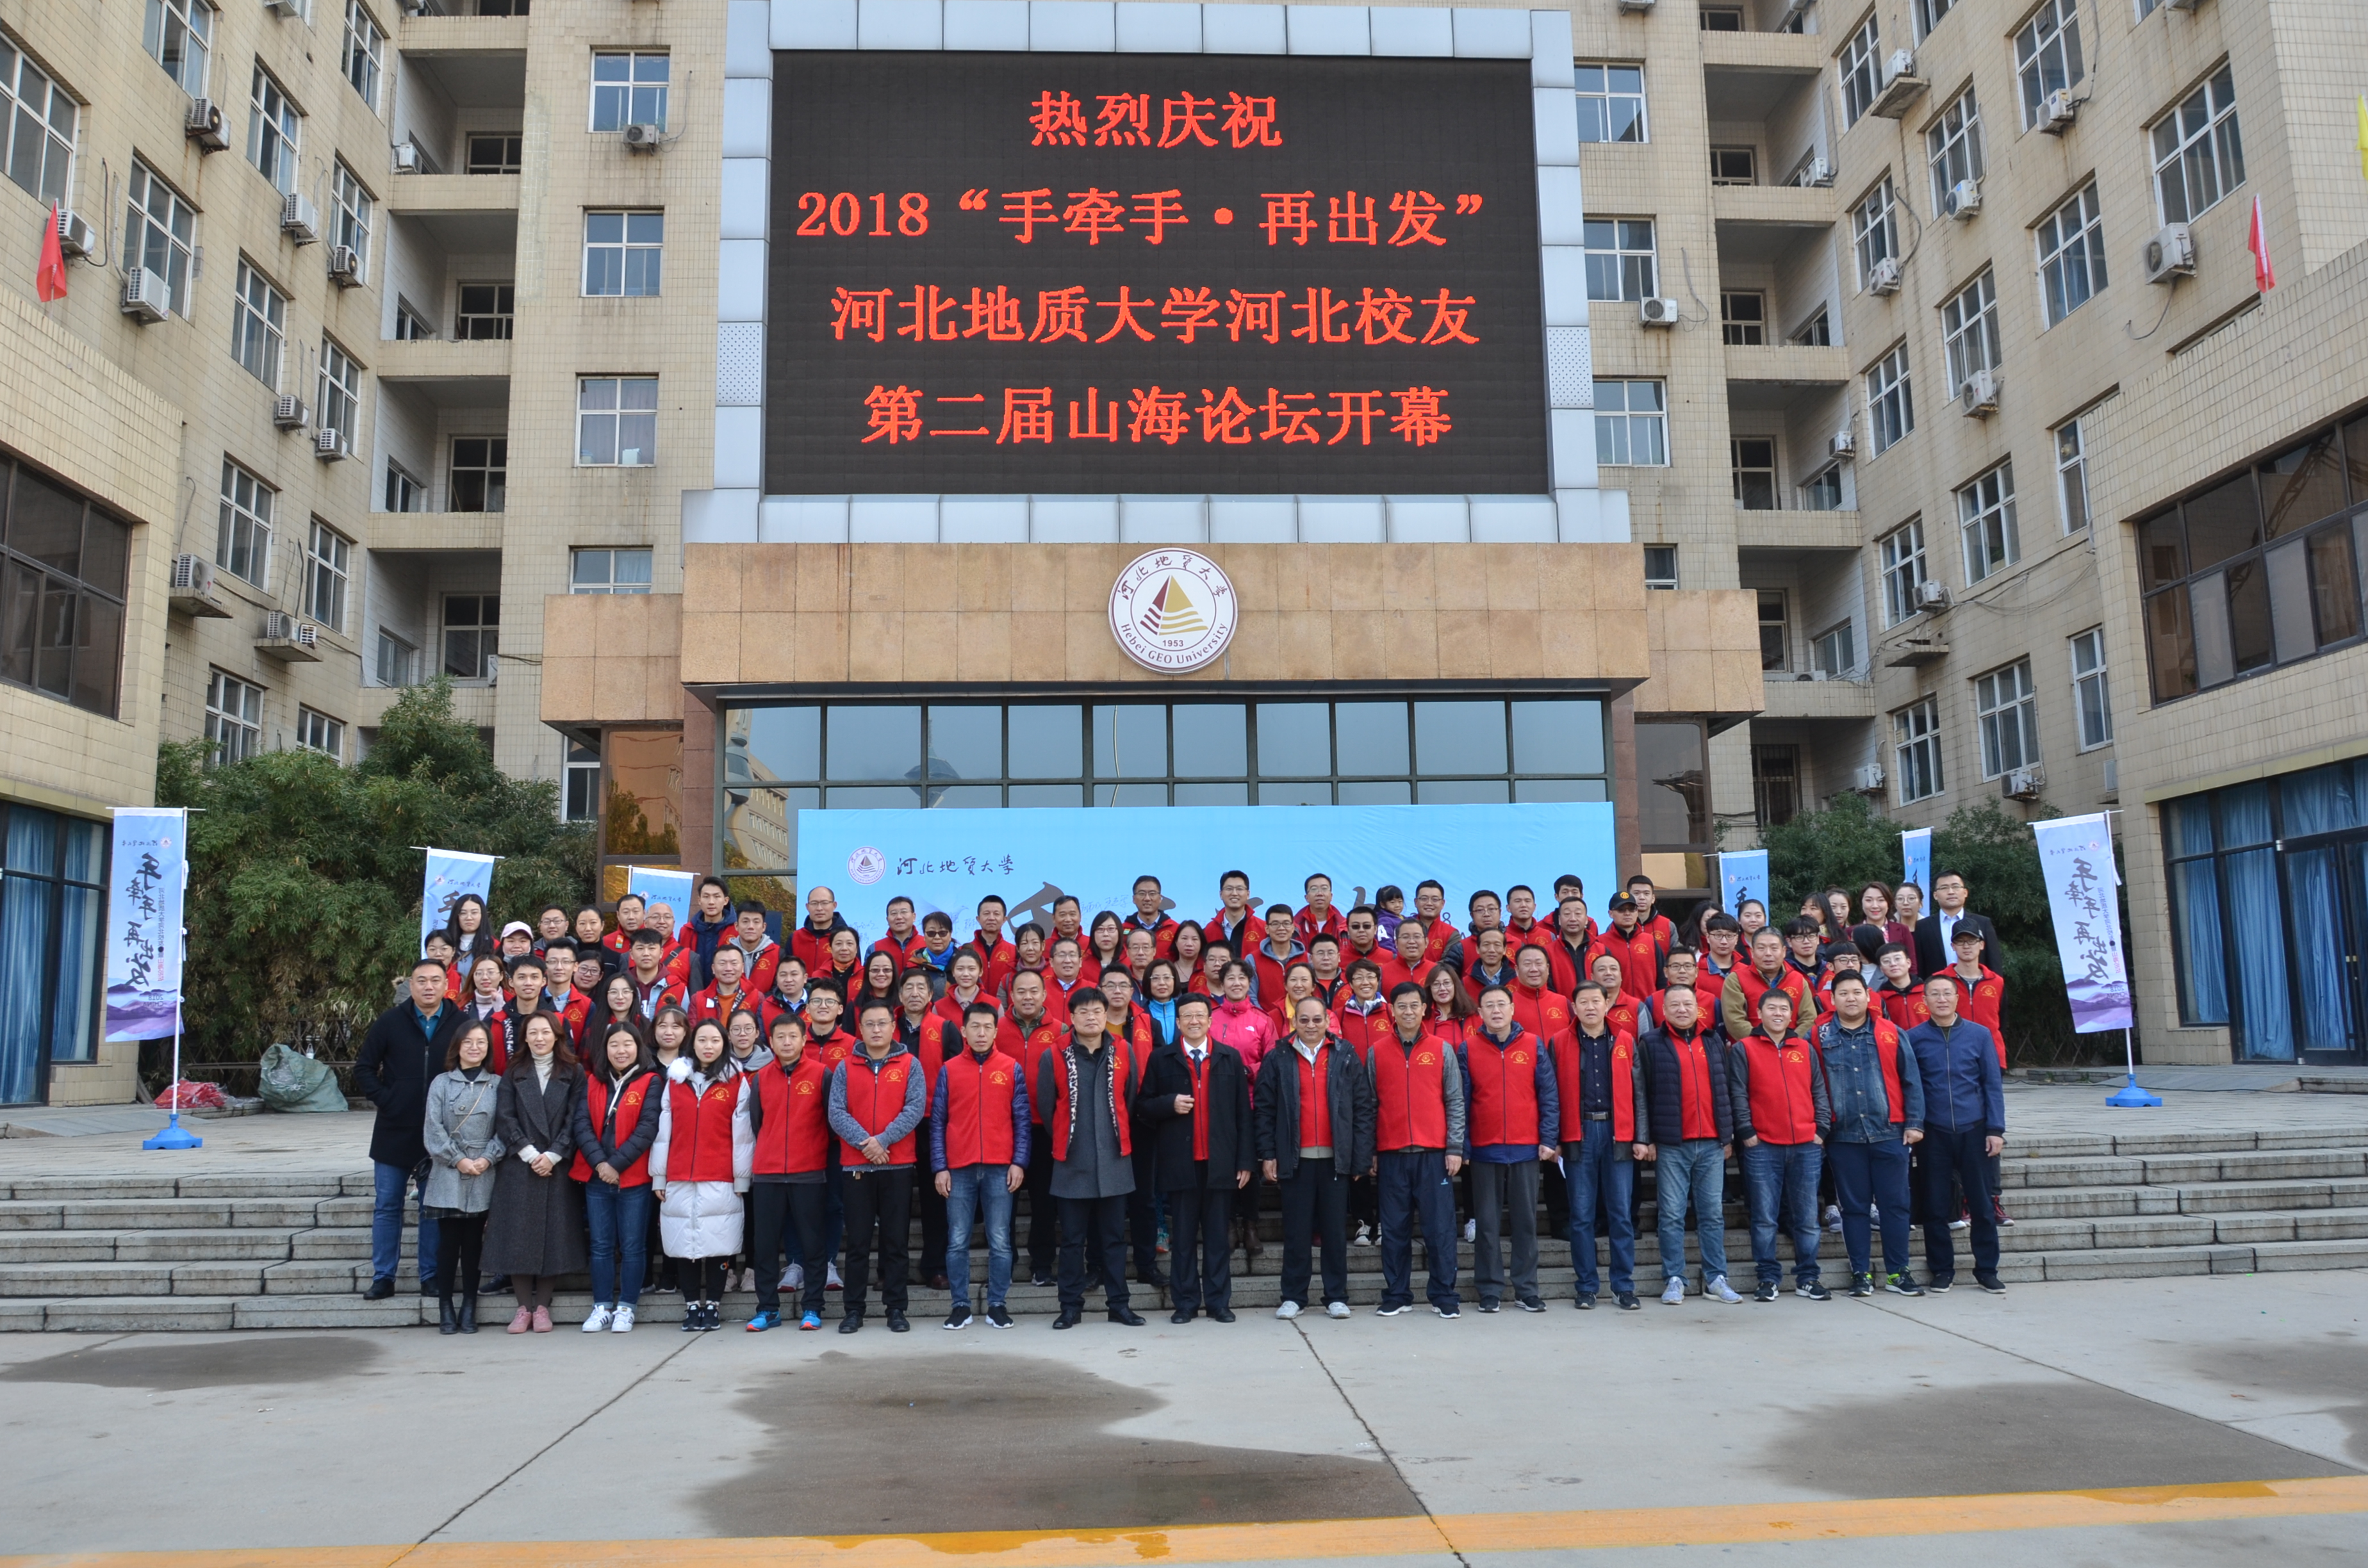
[392,141,427,174]
[1945,179,1982,220]
[1868,257,1902,295]
[2005,765,2044,801]
[1913,580,1952,612]
[1853,764,1886,794]
[1959,369,1998,417]
[2041,89,2079,134]
[2144,223,2196,285]
[315,428,348,461]
[120,268,169,323]
[1616,0,1655,12]
[1871,51,1928,118]
[281,193,320,245]
[54,207,98,258]
[1640,296,1680,327]
[272,395,308,430]
[1795,157,1835,188]
[621,122,664,149]
[327,245,361,286]
[1829,427,1856,459]
[186,98,227,151]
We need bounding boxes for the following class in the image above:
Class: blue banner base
[142,1114,203,1150]
[2104,1075,2163,1109]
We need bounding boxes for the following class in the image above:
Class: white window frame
[583,210,664,297]
[1574,63,1647,144]
[1583,218,1657,302]
[1893,697,1945,803]
[341,0,383,111]
[142,0,212,97]
[231,259,286,389]
[1926,88,1984,214]
[306,518,350,632]
[1939,268,2000,395]
[1957,461,2021,584]
[2069,626,2114,749]
[1851,178,1897,289]
[1974,658,2041,780]
[317,336,361,452]
[1813,620,1858,677]
[2014,0,2084,132]
[1912,0,1956,40]
[564,739,601,821]
[570,547,655,594]
[124,161,195,318]
[2053,416,2091,533]
[204,670,263,765]
[1593,379,1668,467]
[2151,63,2244,225]
[1840,13,1881,127]
[332,161,372,279]
[577,376,658,466]
[1867,343,1914,454]
[296,706,345,759]
[384,461,423,512]
[248,63,301,195]
[2036,181,2107,327]
[0,32,78,208]
[590,51,669,133]
[217,460,274,588]
[1879,518,1927,626]
[375,628,418,687]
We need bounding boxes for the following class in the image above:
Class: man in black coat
[1254,995,1377,1321]
[1912,869,2003,979]
[1136,993,1253,1324]
[353,958,466,1300]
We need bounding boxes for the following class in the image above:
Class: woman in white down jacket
[650,1018,752,1332]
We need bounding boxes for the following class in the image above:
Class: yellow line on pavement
[8,1476,2367,1568]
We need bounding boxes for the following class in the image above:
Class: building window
[2037,181,2107,327]
[1939,269,2000,395]
[305,519,350,632]
[1636,719,1709,848]
[1892,697,1945,803]
[384,461,423,512]
[1698,5,1743,29]
[2014,0,2085,131]
[0,33,76,207]
[1813,620,1857,676]
[0,455,131,719]
[1732,438,1778,510]
[331,163,372,278]
[232,262,286,389]
[1867,343,1914,454]
[450,437,507,512]
[1642,545,1678,589]
[2069,626,2113,749]
[248,64,301,195]
[317,337,360,452]
[564,739,601,821]
[1583,219,1656,302]
[393,298,432,340]
[2054,417,2091,533]
[1757,589,1789,671]
[443,594,498,680]
[1840,13,1881,127]
[466,133,521,174]
[1574,63,1647,143]
[341,0,382,110]
[1789,308,1832,347]
[1973,658,2040,779]
[143,0,212,95]
[1721,291,1766,345]
[297,706,344,758]
[2136,0,2160,15]
[1709,147,1755,184]
[2151,63,2244,225]
[571,547,654,594]
[375,629,418,687]
[584,211,664,297]
[1879,518,1927,626]
[1851,178,1898,289]
[215,461,273,587]
[591,51,669,132]
[1752,744,1800,829]
[578,377,658,466]
[1593,380,1667,467]
[1926,88,1984,214]
[455,282,514,339]
[123,162,194,318]
[1959,461,2021,584]
[204,669,263,765]
[0,803,108,1088]
[1912,0,1956,38]
[1800,464,1846,511]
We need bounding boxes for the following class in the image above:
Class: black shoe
[838,1313,863,1334]
[419,1279,440,1298]
[363,1277,395,1302]
[1517,1296,1545,1313]
[1169,1308,1196,1325]
[1849,1273,1875,1298]
[1477,1299,1500,1314]
[1615,1292,1640,1311]
[1108,1306,1146,1326]
[457,1295,478,1334]
[482,1274,510,1296]
[1975,1271,2006,1294]
[886,1311,910,1333]
[1886,1273,1925,1297]
[1800,1281,1832,1301]
[1208,1307,1235,1323]
[1753,1281,1779,1303]
[987,1305,1014,1328]
[944,1307,973,1330]
[681,1306,702,1333]
[929,1275,951,1291]
[1575,1293,1597,1310]
[1140,1268,1169,1289]
[438,1296,459,1335]
[1927,1274,1954,1293]
[1031,1270,1055,1288]
[1053,1311,1081,1330]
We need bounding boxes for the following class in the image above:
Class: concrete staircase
[4,1127,2366,1329]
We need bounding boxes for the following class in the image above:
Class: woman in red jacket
[650,1020,753,1332]
[573,1022,662,1333]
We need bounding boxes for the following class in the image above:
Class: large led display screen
[766,50,1550,494]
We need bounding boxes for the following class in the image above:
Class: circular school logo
[1110,550,1238,673]
[848,846,887,885]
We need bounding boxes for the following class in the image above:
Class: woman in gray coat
[423,1019,507,1335]
[483,1012,588,1333]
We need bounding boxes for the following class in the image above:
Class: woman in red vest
[573,1022,661,1334]
[650,1020,752,1332]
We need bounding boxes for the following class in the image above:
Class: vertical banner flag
[2247,195,2276,291]
[419,849,497,955]
[106,808,187,1041]
[1900,827,1933,904]
[627,866,698,927]
[1718,849,1770,920]
[2032,813,2134,1034]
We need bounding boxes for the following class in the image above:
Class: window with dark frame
[0,455,130,720]
[1721,291,1766,345]
[1709,147,1756,185]
[454,282,514,339]
[450,437,507,512]
[1733,438,1778,510]
[466,134,522,174]
[1635,719,1710,849]
[1752,744,1800,829]
[1757,589,1789,671]
[442,594,499,680]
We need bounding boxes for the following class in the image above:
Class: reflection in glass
[723,785,811,873]
[1171,705,1247,776]
[826,706,919,780]
[1176,781,1250,806]
[1516,778,1611,802]
[1417,779,1509,804]
[1007,705,1082,778]
[1511,700,1607,775]
[1098,782,1168,807]
[929,785,1001,809]
[728,706,819,785]
[604,730,682,855]
[1010,783,1086,807]
[1338,780,1412,804]
[1094,705,1168,779]
[1414,701,1507,774]
[1335,703,1410,776]
[1258,780,1330,806]
[1255,703,1329,776]
[1634,721,1707,847]
[825,785,924,808]
[928,706,1001,780]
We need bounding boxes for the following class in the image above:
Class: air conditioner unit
[315,428,348,461]
[2040,88,2078,134]
[1868,257,1902,295]
[1829,427,1856,459]
[272,395,308,430]
[2004,765,2044,801]
[1853,764,1887,794]
[281,193,320,245]
[621,122,664,149]
[1616,0,1654,10]
[2143,222,2196,285]
[1795,157,1835,188]
[327,245,361,286]
[261,610,299,642]
[120,267,170,323]
[1871,51,1928,118]
[263,0,302,17]
[1944,179,1982,220]
[1959,368,1999,417]
[392,141,426,174]
[168,553,226,614]
[1912,580,1952,612]
[186,98,227,151]
[54,208,98,259]
[1640,296,1680,327]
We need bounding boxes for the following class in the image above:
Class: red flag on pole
[2248,195,2277,292]
[35,202,67,302]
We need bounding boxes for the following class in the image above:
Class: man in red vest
[1459,984,1561,1314]
[1035,990,1146,1329]
[1005,970,1065,1287]
[1367,981,1466,1318]
[932,1003,1029,1330]
[791,884,859,977]
[1723,927,1810,1041]
[966,895,1019,999]
[1729,988,1832,1302]
[873,896,925,965]
[1135,993,1253,1323]
[1814,970,1925,1298]
[825,999,925,1334]
[745,1013,834,1332]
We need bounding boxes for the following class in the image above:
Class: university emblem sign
[1110,550,1238,673]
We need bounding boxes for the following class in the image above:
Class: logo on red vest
[989,1070,1009,1084]
[1110,550,1237,673]
[794,1081,816,1095]
[1509,1050,1530,1065]
[1415,1052,1436,1065]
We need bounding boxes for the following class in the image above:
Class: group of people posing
[349,863,2012,1337]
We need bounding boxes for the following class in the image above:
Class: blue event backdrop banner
[794,803,1617,945]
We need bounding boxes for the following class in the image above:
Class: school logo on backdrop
[848,846,886,885]
[1110,550,1237,673]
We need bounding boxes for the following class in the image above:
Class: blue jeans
[1653,1139,1728,1286]
[1742,1141,1823,1286]
[944,1165,1015,1312]
[1563,1122,1634,1296]
[372,1159,438,1286]
[1827,1136,1914,1278]
[1375,1149,1459,1310]
[584,1179,653,1306]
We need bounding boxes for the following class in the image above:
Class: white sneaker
[1659,1278,1686,1305]
[826,1262,844,1290]
[1948,1217,1971,1231]
[609,1303,636,1333]
[1823,1205,1842,1234]
[1351,1224,1373,1247]
[782,1263,804,1292]
[1276,1300,1303,1319]
[581,1304,614,1333]
[1462,1218,1477,1243]
[1326,1300,1351,1319]
[1706,1275,1743,1304]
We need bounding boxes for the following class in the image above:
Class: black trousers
[1165,1182,1233,1313]
[434,1214,485,1299]
[1916,1127,2001,1278]
[840,1166,913,1316]
[751,1181,831,1319]
[1056,1192,1131,1313]
[1278,1156,1351,1308]
[1129,1145,1163,1277]
[1024,1127,1058,1274]
[913,1168,948,1284]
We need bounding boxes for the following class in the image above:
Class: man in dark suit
[1136,993,1254,1323]
[353,957,466,1300]
[1914,869,2002,979]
